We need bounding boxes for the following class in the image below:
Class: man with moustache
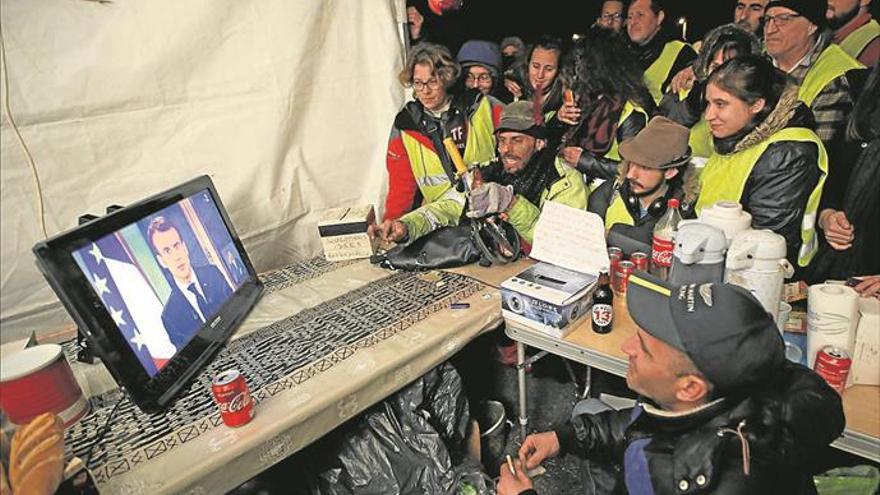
[626,0,697,104]
[827,0,879,65]
[588,116,693,253]
[735,0,771,35]
[467,101,588,246]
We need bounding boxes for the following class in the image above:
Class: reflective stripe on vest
[605,191,636,230]
[400,97,497,204]
[605,101,649,161]
[645,40,688,104]
[798,44,863,107]
[838,19,880,61]
[696,127,828,266]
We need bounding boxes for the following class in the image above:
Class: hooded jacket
[692,84,826,269]
[519,361,844,495]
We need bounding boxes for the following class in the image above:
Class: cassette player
[499,201,610,339]
[501,263,596,338]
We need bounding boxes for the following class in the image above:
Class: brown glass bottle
[591,271,613,334]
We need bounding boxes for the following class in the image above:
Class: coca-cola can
[608,247,623,289]
[631,252,649,272]
[212,369,254,427]
[813,346,851,394]
[613,260,635,295]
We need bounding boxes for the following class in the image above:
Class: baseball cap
[766,0,827,29]
[626,272,785,394]
[495,101,547,139]
[618,116,692,169]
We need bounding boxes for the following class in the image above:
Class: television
[32,175,263,413]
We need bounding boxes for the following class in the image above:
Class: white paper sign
[529,201,610,276]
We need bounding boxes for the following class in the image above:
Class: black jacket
[522,362,844,495]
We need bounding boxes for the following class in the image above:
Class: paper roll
[849,297,880,386]
[807,284,860,368]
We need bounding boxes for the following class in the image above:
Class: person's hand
[497,458,533,495]
[504,78,523,99]
[670,66,696,93]
[406,6,423,39]
[367,219,408,243]
[468,182,515,218]
[561,146,583,167]
[853,275,880,299]
[819,209,854,250]
[556,101,582,125]
[518,431,560,470]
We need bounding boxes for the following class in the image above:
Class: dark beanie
[766,0,827,29]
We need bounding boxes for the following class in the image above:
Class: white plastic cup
[776,301,792,334]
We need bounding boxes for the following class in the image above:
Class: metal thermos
[724,229,794,323]
[669,223,727,286]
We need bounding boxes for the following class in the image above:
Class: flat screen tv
[33,175,262,413]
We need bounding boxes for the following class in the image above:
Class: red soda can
[631,252,649,272]
[608,247,623,289]
[212,369,254,427]
[614,260,635,295]
[813,346,852,394]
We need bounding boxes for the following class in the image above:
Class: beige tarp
[0,0,407,342]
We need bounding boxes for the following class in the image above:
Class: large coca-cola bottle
[651,198,681,280]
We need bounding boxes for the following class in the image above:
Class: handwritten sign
[529,201,609,276]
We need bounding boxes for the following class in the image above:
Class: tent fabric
[0,0,407,342]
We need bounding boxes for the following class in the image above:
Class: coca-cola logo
[652,250,673,267]
[592,304,613,326]
[219,391,252,413]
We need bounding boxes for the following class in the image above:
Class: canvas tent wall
[0,0,408,343]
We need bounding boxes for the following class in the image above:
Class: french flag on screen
[81,234,177,375]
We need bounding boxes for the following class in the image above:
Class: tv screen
[33,176,262,413]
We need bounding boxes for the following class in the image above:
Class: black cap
[626,272,785,394]
[766,0,827,29]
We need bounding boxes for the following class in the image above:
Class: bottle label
[591,304,613,327]
[652,236,674,268]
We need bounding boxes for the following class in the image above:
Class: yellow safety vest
[838,19,880,61]
[675,87,713,159]
[798,44,864,107]
[400,96,496,204]
[604,101,650,161]
[604,192,635,230]
[644,40,688,105]
[696,127,828,266]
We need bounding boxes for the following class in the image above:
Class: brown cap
[619,116,692,169]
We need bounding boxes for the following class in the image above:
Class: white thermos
[699,201,753,247]
[724,229,794,322]
[669,222,728,286]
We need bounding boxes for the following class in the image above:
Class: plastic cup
[776,301,792,335]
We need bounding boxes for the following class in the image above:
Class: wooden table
[501,278,880,463]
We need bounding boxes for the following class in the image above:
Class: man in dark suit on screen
[148,216,233,350]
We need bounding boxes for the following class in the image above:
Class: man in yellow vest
[588,116,693,254]
[827,0,879,65]
[764,0,864,149]
[626,0,697,105]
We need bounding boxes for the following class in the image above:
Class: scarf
[568,95,624,155]
[481,148,560,206]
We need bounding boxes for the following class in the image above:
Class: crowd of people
[370,0,878,493]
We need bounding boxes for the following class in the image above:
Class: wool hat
[627,272,786,394]
[500,36,525,53]
[457,40,502,77]
[495,101,547,139]
[618,116,692,169]
[766,0,827,29]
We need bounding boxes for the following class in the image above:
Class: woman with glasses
[375,42,503,244]
[456,40,513,103]
[695,55,827,273]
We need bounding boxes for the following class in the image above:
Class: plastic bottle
[651,198,681,280]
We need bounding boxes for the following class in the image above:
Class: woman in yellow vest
[375,42,503,244]
[696,55,827,271]
[555,27,655,182]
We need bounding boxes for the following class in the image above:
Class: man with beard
[735,0,771,35]
[467,101,588,247]
[626,0,697,104]
[588,116,692,253]
[827,0,879,65]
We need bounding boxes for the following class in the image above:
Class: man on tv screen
[147,216,233,349]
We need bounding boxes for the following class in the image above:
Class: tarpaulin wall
[0,0,407,342]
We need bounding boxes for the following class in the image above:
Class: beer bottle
[591,271,613,334]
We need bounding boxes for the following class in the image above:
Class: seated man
[499,273,845,494]
[588,116,693,254]
[468,100,588,247]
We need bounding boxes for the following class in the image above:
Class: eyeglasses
[465,73,493,83]
[601,13,623,21]
[412,79,441,92]
[762,13,802,27]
